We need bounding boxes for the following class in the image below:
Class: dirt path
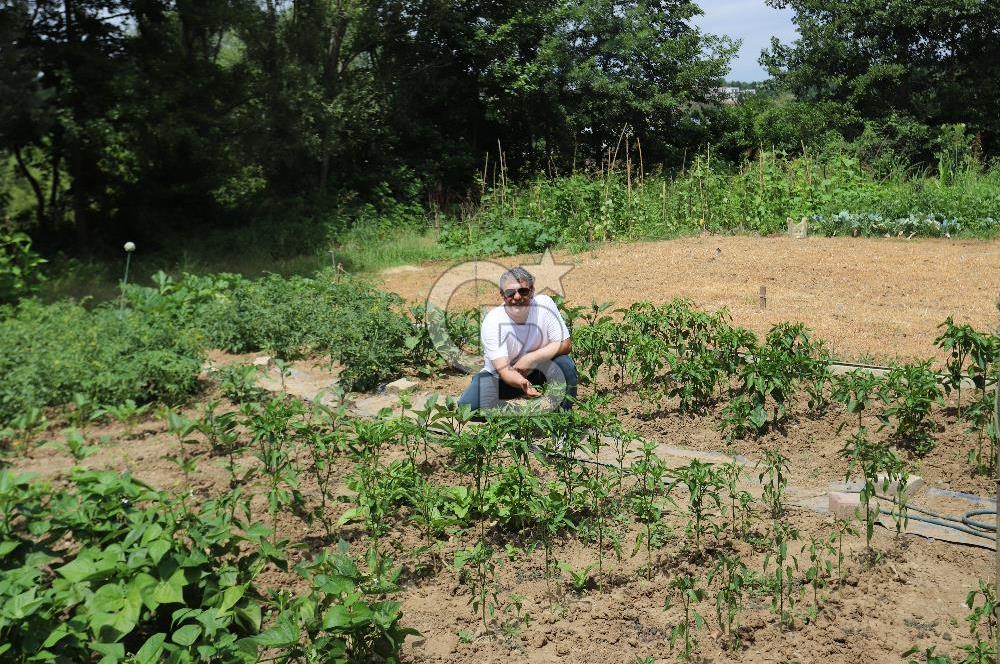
[376,235,1000,363]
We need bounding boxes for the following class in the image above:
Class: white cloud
[691,0,799,81]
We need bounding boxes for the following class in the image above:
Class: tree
[762,0,1000,158]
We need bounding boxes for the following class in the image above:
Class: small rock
[252,356,271,366]
[556,643,570,656]
[532,634,548,648]
[386,377,420,393]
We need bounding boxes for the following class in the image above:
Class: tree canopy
[0,0,735,244]
[762,0,1000,159]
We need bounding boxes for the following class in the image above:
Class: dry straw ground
[378,235,1000,363]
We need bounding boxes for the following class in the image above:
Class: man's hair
[498,266,534,289]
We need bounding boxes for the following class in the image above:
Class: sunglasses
[501,287,533,299]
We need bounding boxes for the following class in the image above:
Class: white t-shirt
[480,293,570,374]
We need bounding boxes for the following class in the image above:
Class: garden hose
[963,509,997,533]
[874,492,997,542]
[876,508,996,542]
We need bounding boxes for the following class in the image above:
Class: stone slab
[829,491,861,519]
[386,377,420,394]
[829,473,924,497]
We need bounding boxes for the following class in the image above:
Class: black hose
[874,492,997,542]
[963,508,997,533]
[877,508,996,542]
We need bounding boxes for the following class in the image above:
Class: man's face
[500,279,533,307]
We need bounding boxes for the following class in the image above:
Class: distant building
[717,86,756,104]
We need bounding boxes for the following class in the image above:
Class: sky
[691,0,799,82]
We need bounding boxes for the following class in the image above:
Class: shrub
[0,229,45,304]
[0,298,204,425]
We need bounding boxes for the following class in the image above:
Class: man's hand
[499,367,542,397]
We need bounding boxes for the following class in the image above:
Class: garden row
[3,378,995,662]
[0,269,447,428]
[440,148,1000,256]
[3,269,997,473]
[565,300,999,464]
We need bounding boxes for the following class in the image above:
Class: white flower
[124,241,136,253]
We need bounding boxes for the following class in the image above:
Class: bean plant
[668,459,722,553]
[839,428,908,553]
[708,552,752,649]
[247,397,308,549]
[831,369,884,432]
[934,317,996,419]
[719,461,754,539]
[801,533,837,619]
[764,518,799,627]
[879,360,945,454]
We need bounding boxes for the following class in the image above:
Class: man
[458,266,578,411]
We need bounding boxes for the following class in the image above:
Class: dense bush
[0,468,415,662]
[0,229,45,304]
[196,271,414,391]
[0,268,426,425]
[0,298,204,424]
[126,270,418,392]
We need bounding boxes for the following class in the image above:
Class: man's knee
[552,354,578,385]
[459,371,500,411]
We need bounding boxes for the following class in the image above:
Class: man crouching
[458,266,578,412]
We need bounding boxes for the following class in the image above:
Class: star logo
[421,249,575,372]
[524,249,574,297]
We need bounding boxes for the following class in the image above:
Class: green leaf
[171,624,202,647]
[250,615,298,647]
[148,539,171,564]
[0,539,20,557]
[3,588,44,620]
[91,641,124,664]
[152,568,187,605]
[129,573,158,611]
[235,601,262,633]
[134,633,166,664]
[91,584,126,614]
[218,584,246,613]
[337,506,364,526]
[322,604,350,630]
[57,548,116,583]
[41,625,69,649]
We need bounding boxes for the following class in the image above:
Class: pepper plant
[665,572,706,661]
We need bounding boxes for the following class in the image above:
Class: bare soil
[12,236,1000,664]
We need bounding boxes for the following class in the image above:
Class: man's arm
[492,355,542,396]
[511,298,572,373]
[512,338,571,373]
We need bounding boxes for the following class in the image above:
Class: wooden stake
[759,286,767,310]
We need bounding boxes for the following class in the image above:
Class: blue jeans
[458,354,579,411]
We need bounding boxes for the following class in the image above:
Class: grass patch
[333,225,456,274]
